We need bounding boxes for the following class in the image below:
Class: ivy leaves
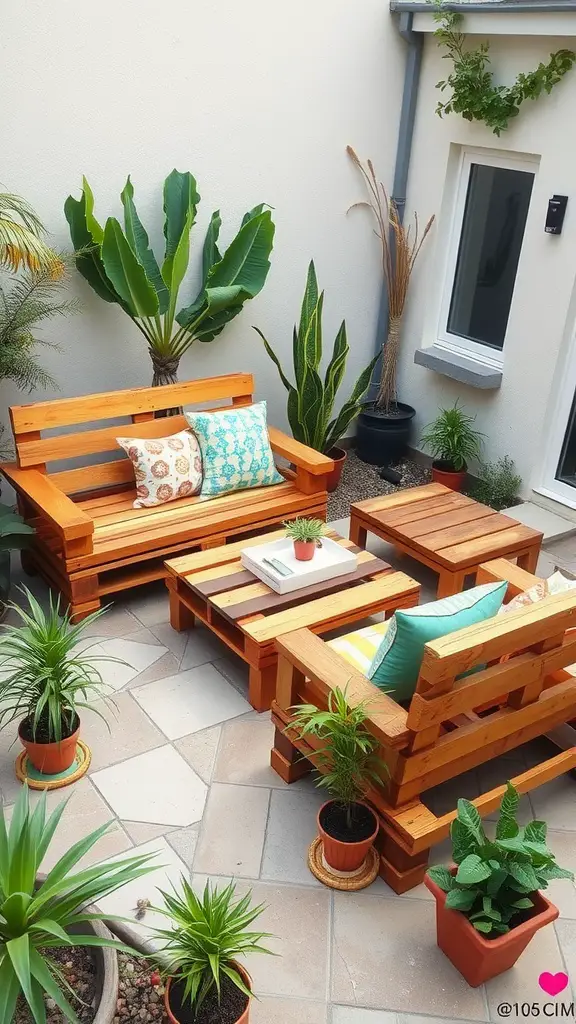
[432,1,576,136]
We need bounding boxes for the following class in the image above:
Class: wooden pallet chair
[1,373,333,621]
[271,558,576,893]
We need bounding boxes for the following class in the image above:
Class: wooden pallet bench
[1,373,334,621]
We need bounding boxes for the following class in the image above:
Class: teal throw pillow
[368,581,507,701]
[185,401,283,499]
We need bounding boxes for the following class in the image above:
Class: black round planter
[356,403,416,466]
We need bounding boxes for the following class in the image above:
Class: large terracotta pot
[431,462,467,492]
[325,446,346,492]
[293,540,315,561]
[425,871,559,987]
[19,718,79,775]
[164,962,252,1024]
[317,800,379,874]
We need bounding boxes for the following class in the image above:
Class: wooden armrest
[275,628,409,748]
[268,427,334,476]
[477,558,544,599]
[1,464,94,541]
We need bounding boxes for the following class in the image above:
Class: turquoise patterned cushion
[185,401,283,499]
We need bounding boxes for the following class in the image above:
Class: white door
[537,327,576,509]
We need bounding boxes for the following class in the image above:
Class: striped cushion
[327,620,391,675]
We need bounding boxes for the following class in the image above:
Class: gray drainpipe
[371,11,423,388]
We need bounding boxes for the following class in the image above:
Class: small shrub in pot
[283,516,325,561]
[420,402,484,491]
[470,456,522,511]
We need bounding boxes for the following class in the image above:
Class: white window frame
[437,147,538,370]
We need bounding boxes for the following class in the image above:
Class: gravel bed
[16,946,97,1023]
[327,450,431,520]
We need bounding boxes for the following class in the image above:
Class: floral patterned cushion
[185,401,283,499]
[116,429,203,508]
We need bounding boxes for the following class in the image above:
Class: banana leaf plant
[65,171,275,385]
[254,261,378,455]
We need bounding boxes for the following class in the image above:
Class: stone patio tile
[91,745,207,826]
[81,692,165,771]
[124,651,181,689]
[194,783,270,878]
[212,654,250,698]
[251,996,328,1022]
[540,830,576,918]
[180,627,228,670]
[260,788,325,885]
[175,725,222,784]
[81,605,142,638]
[555,918,576,977]
[132,664,250,740]
[331,893,486,1019]
[424,769,480,818]
[119,627,164,646]
[166,823,200,870]
[125,582,169,627]
[397,1018,484,1024]
[213,717,286,787]
[529,774,576,831]
[486,919,571,1021]
[122,821,173,844]
[333,1010,397,1023]
[85,637,168,692]
[148,621,189,660]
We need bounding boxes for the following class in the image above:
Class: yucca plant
[420,402,484,472]
[255,261,378,454]
[154,879,275,1019]
[65,172,275,385]
[0,192,63,278]
[0,784,157,1024]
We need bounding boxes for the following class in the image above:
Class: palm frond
[0,193,63,278]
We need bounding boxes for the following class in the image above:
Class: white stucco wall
[2,0,404,433]
[400,28,576,501]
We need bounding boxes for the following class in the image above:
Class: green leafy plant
[470,457,522,511]
[65,172,275,385]
[427,783,573,936]
[420,402,484,472]
[0,587,117,744]
[283,517,325,543]
[290,686,386,829]
[154,879,274,1017]
[255,261,378,454]
[0,192,63,277]
[0,784,157,1023]
[433,2,576,136]
[0,505,35,601]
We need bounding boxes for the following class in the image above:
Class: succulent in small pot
[425,783,573,987]
[283,516,326,561]
[0,587,118,776]
[290,687,386,878]
[153,879,275,1024]
[420,402,485,491]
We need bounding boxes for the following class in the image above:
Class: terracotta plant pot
[294,540,316,561]
[317,800,379,874]
[164,962,252,1024]
[425,871,559,987]
[431,461,467,492]
[19,718,79,775]
[325,446,346,492]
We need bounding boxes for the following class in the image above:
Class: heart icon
[538,972,569,996]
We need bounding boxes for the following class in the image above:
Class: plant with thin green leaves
[470,457,522,511]
[290,686,387,830]
[254,261,378,454]
[420,402,484,472]
[65,172,275,385]
[0,784,157,1024]
[0,192,63,278]
[283,517,325,543]
[0,505,35,599]
[0,587,118,744]
[427,783,573,937]
[153,878,275,1017]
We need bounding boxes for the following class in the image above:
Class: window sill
[414,345,503,389]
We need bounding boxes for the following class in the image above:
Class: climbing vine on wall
[432,1,576,136]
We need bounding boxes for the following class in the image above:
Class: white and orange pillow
[116,429,202,508]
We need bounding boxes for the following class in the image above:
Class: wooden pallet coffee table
[165,528,420,711]
[350,483,543,599]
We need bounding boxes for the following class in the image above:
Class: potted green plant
[65,172,274,386]
[420,402,484,491]
[470,456,522,510]
[154,879,275,1024]
[0,588,116,775]
[347,147,435,466]
[283,516,325,561]
[0,504,35,616]
[425,783,573,987]
[0,784,157,1024]
[254,261,378,491]
[290,687,385,878]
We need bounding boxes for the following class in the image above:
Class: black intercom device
[545,195,568,235]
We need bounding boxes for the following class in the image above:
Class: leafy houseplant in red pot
[283,516,326,561]
[420,402,484,492]
[290,687,386,882]
[153,879,275,1024]
[425,783,573,987]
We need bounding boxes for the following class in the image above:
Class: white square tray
[240,536,358,594]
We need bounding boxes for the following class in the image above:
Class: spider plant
[420,402,485,472]
[0,587,117,744]
[0,784,157,1024]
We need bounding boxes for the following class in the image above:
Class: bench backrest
[10,373,254,495]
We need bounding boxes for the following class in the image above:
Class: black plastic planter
[356,403,416,466]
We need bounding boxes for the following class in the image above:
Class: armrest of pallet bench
[275,628,410,749]
[476,558,545,599]
[268,427,334,476]
[1,464,94,542]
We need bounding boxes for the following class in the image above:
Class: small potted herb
[154,879,275,1024]
[283,516,326,561]
[0,587,116,776]
[425,783,573,987]
[290,687,385,877]
[420,402,484,491]
[470,456,522,511]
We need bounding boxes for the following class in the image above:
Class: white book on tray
[240,536,358,594]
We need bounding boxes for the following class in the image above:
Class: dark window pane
[556,389,576,488]
[447,164,534,350]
